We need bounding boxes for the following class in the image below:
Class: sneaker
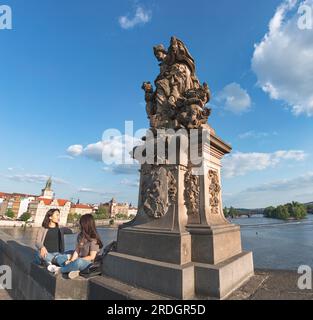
[41,260,51,268]
[68,270,80,280]
[47,264,61,275]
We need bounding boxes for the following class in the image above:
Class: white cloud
[222,150,306,178]
[78,188,118,196]
[224,171,313,208]
[120,178,140,188]
[1,174,68,185]
[57,155,74,160]
[101,164,140,176]
[67,145,83,157]
[118,6,151,29]
[216,83,251,114]
[67,135,142,165]
[245,172,313,193]
[238,131,278,139]
[252,0,313,116]
[6,167,25,172]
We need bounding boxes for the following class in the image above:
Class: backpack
[79,241,117,279]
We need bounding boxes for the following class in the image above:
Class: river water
[2,215,313,271]
[231,214,313,270]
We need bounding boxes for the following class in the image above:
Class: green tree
[67,213,81,224]
[264,202,307,221]
[97,207,107,215]
[223,207,229,218]
[229,207,239,218]
[288,202,307,220]
[264,206,275,218]
[115,213,129,220]
[276,205,289,220]
[94,207,110,220]
[306,204,313,214]
[20,212,31,222]
[6,209,15,219]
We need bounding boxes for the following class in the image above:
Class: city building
[0,192,37,218]
[0,192,9,214]
[1,184,137,224]
[91,204,98,213]
[41,177,54,199]
[128,206,138,217]
[99,198,137,218]
[70,203,93,216]
[28,178,71,226]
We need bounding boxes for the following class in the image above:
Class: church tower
[41,177,54,199]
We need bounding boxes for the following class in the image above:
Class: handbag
[79,241,117,279]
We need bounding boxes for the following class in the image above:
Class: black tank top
[44,227,61,253]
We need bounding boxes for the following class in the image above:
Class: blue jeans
[54,254,92,274]
[34,251,73,266]
[34,251,60,265]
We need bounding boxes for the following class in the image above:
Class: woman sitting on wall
[34,208,72,266]
[47,214,103,279]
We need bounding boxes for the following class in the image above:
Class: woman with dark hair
[48,214,103,279]
[34,208,72,266]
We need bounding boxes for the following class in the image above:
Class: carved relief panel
[140,165,177,219]
[208,169,221,215]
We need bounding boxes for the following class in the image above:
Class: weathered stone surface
[194,251,254,299]
[188,224,242,265]
[139,165,177,219]
[102,252,195,299]
[0,230,89,300]
[89,275,172,300]
[142,37,211,129]
[116,229,191,264]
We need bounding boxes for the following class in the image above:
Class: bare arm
[69,245,80,262]
[82,251,97,262]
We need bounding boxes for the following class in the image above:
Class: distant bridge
[237,213,253,218]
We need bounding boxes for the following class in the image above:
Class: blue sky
[1,0,313,208]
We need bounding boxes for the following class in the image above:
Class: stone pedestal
[102,127,254,299]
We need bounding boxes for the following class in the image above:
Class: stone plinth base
[89,275,172,300]
[102,248,253,300]
[102,252,195,299]
[195,251,254,299]
[188,224,243,265]
[117,227,191,264]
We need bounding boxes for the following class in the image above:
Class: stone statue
[142,36,212,129]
